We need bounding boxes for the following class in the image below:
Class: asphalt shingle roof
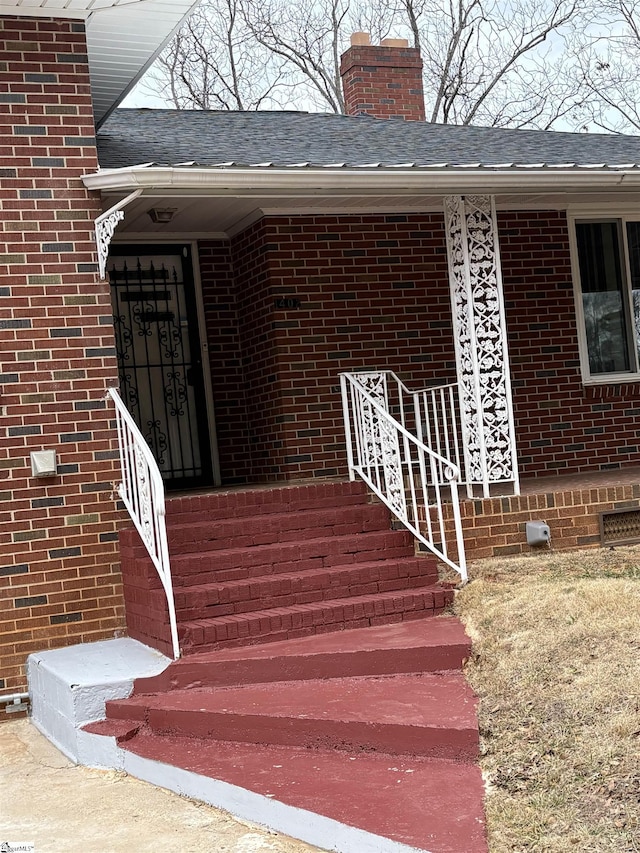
[97,108,640,171]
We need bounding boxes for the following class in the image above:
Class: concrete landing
[2,720,320,853]
[27,637,170,766]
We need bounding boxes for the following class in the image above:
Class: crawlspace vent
[599,508,640,546]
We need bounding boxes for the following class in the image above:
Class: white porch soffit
[4,0,199,125]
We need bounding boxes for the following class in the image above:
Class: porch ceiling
[95,185,640,238]
[101,191,452,237]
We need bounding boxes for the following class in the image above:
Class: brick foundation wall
[0,16,126,700]
[198,209,640,484]
[449,483,640,560]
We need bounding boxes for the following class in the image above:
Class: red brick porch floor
[457,466,640,561]
[519,465,640,493]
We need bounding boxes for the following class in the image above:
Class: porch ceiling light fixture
[147,207,177,224]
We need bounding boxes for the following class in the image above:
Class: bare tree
[140,0,290,110]
[570,0,640,133]
[386,0,584,127]
[140,0,587,129]
[238,0,397,113]
[236,0,347,112]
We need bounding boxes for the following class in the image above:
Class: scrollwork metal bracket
[95,189,143,280]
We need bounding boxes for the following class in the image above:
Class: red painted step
[179,585,452,652]
[164,480,371,523]
[120,479,455,657]
[107,672,478,761]
[133,617,471,693]
[88,619,486,852]
[171,557,438,620]
[168,503,396,554]
[169,529,417,583]
[121,734,487,853]
[118,482,378,553]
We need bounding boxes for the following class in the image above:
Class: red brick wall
[199,213,455,481]
[261,214,456,478]
[231,220,289,481]
[340,42,425,121]
[198,240,251,484]
[198,209,640,484]
[0,16,126,699]
[500,209,640,476]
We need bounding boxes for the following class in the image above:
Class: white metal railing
[340,371,467,582]
[106,387,180,659]
[398,378,467,495]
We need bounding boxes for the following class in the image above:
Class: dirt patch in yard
[454,545,640,852]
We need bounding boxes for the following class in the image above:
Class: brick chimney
[340,32,425,121]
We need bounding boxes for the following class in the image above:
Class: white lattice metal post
[444,195,519,498]
[349,372,407,517]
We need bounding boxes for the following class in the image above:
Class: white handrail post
[106,387,180,660]
[340,373,356,480]
[156,500,180,660]
[340,371,466,581]
[447,476,467,582]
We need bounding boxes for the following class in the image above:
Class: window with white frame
[574,219,640,380]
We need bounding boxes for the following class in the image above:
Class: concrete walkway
[0,720,322,853]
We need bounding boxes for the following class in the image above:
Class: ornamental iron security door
[109,245,213,490]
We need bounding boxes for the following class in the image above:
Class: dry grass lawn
[453,545,640,853]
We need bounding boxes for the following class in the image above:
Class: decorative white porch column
[443,195,519,497]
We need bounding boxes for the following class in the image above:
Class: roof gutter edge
[82,165,639,195]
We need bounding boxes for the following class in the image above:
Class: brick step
[165,480,369,524]
[164,503,394,555]
[170,557,439,620]
[105,672,478,761]
[178,585,453,653]
[132,617,471,694]
[119,480,456,662]
[120,482,374,551]
[167,529,416,584]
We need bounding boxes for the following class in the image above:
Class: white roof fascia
[82,165,640,197]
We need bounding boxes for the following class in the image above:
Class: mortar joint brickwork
[0,15,126,701]
[340,40,425,121]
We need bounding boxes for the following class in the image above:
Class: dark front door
[109,244,214,490]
